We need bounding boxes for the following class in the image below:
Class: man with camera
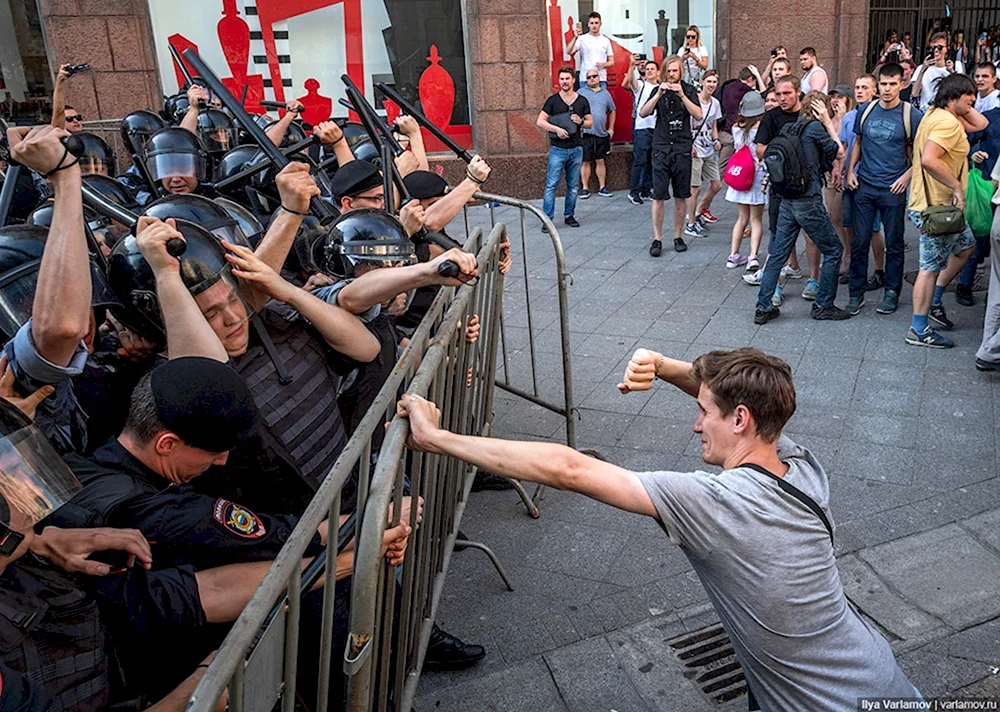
[638,56,703,256]
[912,32,954,111]
[50,63,89,134]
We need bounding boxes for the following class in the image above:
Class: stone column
[37,0,162,121]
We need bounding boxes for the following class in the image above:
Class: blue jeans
[849,180,907,297]
[543,145,583,220]
[757,194,843,310]
[630,128,654,196]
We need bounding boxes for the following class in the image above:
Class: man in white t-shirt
[799,47,829,93]
[686,70,724,235]
[566,12,614,88]
[623,55,660,204]
[912,32,953,110]
[974,62,1000,112]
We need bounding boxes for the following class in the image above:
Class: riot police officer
[143,127,210,197]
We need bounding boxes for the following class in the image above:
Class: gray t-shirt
[581,87,616,138]
[635,436,917,709]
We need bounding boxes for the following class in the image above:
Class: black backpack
[763,120,811,198]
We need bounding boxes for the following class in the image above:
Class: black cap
[403,170,449,199]
[330,160,382,199]
[149,357,257,452]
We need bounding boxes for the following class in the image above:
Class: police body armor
[0,557,108,712]
[226,304,349,513]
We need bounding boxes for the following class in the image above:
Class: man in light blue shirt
[579,70,617,199]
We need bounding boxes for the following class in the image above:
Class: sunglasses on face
[65,114,83,122]
[587,74,599,79]
[686,34,696,39]
[932,45,946,51]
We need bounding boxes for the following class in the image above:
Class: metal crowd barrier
[462,193,582,514]
[185,222,506,712]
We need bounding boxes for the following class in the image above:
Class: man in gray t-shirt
[398,346,919,710]
[579,71,617,198]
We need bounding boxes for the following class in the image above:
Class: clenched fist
[617,348,661,393]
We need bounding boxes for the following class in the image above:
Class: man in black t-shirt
[638,55,703,256]
[536,66,593,230]
[753,75,809,286]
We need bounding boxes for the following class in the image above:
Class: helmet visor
[208,223,251,249]
[79,155,114,177]
[149,153,206,182]
[200,126,239,155]
[0,423,81,527]
[0,266,40,338]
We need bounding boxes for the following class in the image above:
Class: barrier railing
[462,193,583,512]
[185,222,506,712]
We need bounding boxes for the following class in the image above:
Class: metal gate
[868,0,1000,71]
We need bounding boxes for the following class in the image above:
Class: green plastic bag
[966,167,994,236]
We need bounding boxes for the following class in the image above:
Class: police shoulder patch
[213,499,267,539]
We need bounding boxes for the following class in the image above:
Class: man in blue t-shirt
[846,63,923,316]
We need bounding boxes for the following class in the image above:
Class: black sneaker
[838,272,849,285]
[955,286,975,307]
[811,304,852,320]
[754,306,780,324]
[975,358,1000,372]
[471,471,514,491]
[673,237,688,252]
[564,216,580,228]
[541,223,550,234]
[649,239,662,257]
[640,190,653,201]
[628,193,643,206]
[864,271,885,291]
[424,624,486,670]
[928,303,954,330]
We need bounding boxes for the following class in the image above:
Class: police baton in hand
[375,82,474,164]
[182,47,334,220]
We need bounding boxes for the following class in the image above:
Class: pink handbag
[724,145,755,191]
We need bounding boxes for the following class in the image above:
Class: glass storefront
[147,0,473,152]
[546,0,716,142]
[0,0,55,125]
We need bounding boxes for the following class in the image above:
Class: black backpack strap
[739,463,834,544]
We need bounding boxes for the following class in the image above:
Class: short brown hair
[775,74,801,92]
[558,66,575,78]
[690,348,796,443]
[800,90,833,118]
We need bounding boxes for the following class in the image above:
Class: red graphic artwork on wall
[296,78,333,126]
[217,0,265,112]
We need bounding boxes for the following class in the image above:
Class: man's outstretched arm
[397,395,657,517]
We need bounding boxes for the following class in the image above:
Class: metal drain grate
[666,623,748,704]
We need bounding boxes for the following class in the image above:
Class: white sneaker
[771,284,784,307]
[742,269,762,286]
[781,265,803,279]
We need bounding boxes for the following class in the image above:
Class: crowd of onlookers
[538,12,1000,362]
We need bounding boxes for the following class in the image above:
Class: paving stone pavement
[414,191,1000,711]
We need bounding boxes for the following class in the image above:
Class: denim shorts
[908,209,976,272]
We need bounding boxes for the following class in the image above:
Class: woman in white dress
[726,92,767,271]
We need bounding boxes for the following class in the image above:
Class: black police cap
[403,170,449,200]
[149,357,257,453]
[330,160,381,199]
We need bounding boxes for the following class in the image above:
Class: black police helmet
[108,218,242,344]
[351,139,382,167]
[84,174,141,211]
[269,210,328,276]
[196,108,239,156]
[120,110,166,154]
[144,127,208,184]
[76,133,116,177]
[265,118,308,149]
[214,145,267,201]
[337,121,370,148]
[315,208,414,279]
[142,194,251,248]
[26,198,126,257]
[0,225,119,339]
[216,197,265,247]
[162,92,190,124]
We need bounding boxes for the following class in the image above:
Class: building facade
[5,0,880,196]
